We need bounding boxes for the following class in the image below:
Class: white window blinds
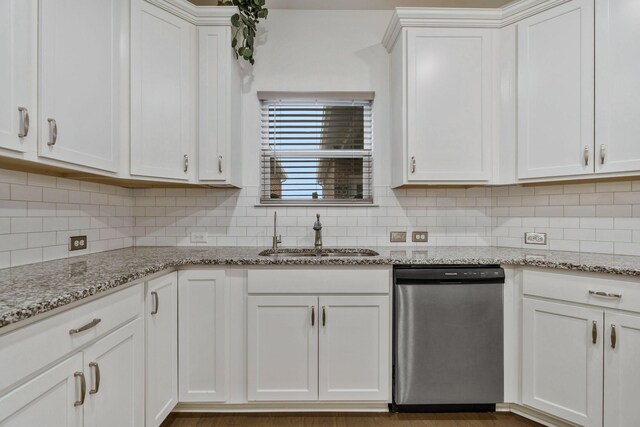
[260,98,373,204]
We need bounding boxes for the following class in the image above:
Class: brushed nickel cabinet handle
[600,144,606,165]
[218,155,223,173]
[322,306,326,327]
[74,372,86,407]
[18,107,29,137]
[151,291,159,315]
[89,362,100,395]
[583,145,590,166]
[69,318,101,335]
[611,324,617,349]
[589,290,622,299]
[47,118,57,146]
[592,320,598,344]
[311,306,315,326]
[183,154,189,173]
[410,156,416,174]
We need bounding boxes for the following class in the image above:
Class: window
[259,93,374,205]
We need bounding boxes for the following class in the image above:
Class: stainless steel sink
[258,248,379,257]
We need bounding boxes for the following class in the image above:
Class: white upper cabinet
[0,0,36,154]
[198,26,241,185]
[595,0,640,175]
[130,0,196,181]
[38,0,124,173]
[516,0,595,180]
[405,28,492,183]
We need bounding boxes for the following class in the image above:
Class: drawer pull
[18,106,29,137]
[589,290,622,299]
[74,372,86,407]
[89,362,101,395]
[151,291,159,315]
[611,324,617,349]
[311,306,315,326]
[322,306,326,327]
[69,318,101,335]
[592,320,598,344]
[47,118,57,146]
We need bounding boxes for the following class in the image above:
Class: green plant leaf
[231,13,240,27]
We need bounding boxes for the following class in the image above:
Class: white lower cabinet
[604,312,640,427]
[178,270,227,402]
[145,273,178,427]
[0,353,83,427]
[83,318,145,427]
[247,296,319,402]
[318,296,389,401]
[247,293,390,402]
[522,298,603,426]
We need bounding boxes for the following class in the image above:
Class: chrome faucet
[313,213,323,249]
[272,212,282,249]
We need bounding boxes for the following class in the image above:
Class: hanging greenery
[222,0,268,65]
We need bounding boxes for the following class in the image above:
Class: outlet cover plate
[390,231,406,243]
[412,231,428,243]
[69,235,87,251]
[525,232,547,245]
[190,231,208,243]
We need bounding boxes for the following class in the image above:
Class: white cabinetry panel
[604,312,640,427]
[248,295,319,401]
[0,0,36,154]
[146,273,178,427]
[595,0,640,175]
[130,0,196,181]
[522,298,603,427]
[0,353,82,427]
[407,28,492,182]
[178,270,227,402]
[318,296,389,401]
[39,0,123,172]
[517,0,594,179]
[83,318,144,427]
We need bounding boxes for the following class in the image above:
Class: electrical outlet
[69,235,87,251]
[390,231,406,243]
[524,232,547,245]
[412,231,428,243]
[190,231,208,243]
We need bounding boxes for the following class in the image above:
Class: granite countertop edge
[1,246,640,330]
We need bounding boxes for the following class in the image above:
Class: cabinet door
[130,0,196,181]
[604,312,640,427]
[517,0,594,179]
[247,296,318,401]
[595,0,640,174]
[0,0,36,153]
[83,318,144,427]
[146,273,178,427]
[407,28,492,182]
[522,298,603,427]
[198,26,229,182]
[178,270,227,402]
[39,0,123,172]
[318,296,389,401]
[0,353,82,427]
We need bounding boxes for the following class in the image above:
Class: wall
[0,169,133,268]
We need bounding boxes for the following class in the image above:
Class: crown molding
[144,0,238,26]
[382,0,572,51]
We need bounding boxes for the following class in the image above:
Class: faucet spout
[313,213,322,249]
[272,212,282,249]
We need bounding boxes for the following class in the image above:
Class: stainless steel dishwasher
[392,265,504,412]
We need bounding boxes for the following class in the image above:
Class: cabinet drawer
[0,284,143,393]
[248,267,391,294]
[523,268,640,312]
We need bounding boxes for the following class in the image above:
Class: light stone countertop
[1,245,640,330]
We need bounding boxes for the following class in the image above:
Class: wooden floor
[161,412,542,427]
